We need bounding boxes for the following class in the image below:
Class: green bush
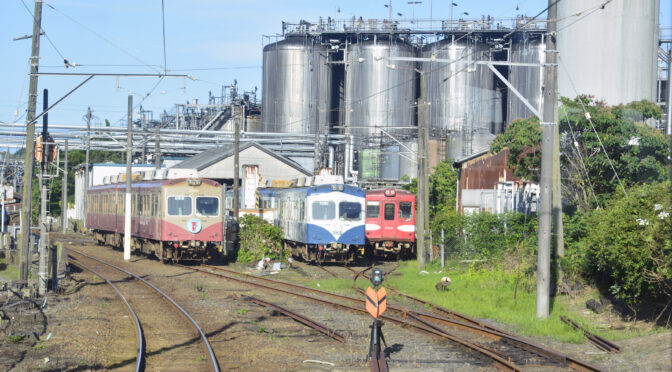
[236,214,286,263]
[435,212,537,260]
[583,182,672,314]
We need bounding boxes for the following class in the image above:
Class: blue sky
[1,0,670,129]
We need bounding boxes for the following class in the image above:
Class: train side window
[384,203,395,221]
[339,201,362,221]
[399,202,413,220]
[312,201,335,220]
[168,196,192,216]
[366,201,380,218]
[196,197,219,216]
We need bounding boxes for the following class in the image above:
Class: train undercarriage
[92,231,222,263]
[367,241,416,260]
[285,241,356,264]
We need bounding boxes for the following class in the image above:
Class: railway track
[69,250,220,372]
[186,264,602,371]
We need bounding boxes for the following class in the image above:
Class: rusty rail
[240,294,346,343]
[70,250,220,372]
[561,316,621,353]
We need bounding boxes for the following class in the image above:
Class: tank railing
[281,17,548,35]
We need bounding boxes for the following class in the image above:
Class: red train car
[86,178,223,262]
[365,189,416,258]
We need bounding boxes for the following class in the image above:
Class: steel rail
[70,250,220,372]
[240,294,346,343]
[560,316,620,353]
[68,257,144,372]
[205,265,603,372]
[188,265,520,371]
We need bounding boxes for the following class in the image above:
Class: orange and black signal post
[366,268,389,372]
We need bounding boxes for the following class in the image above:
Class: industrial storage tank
[507,32,544,124]
[557,0,659,105]
[262,37,331,134]
[421,37,500,159]
[344,38,417,144]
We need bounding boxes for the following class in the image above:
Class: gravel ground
[1,233,670,371]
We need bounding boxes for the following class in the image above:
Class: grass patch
[33,341,47,350]
[198,355,207,361]
[237,308,248,315]
[0,257,19,281]
[100,302,110,309]
[377,260,658,343]
[8,334,24,343]
[307,278,358,295]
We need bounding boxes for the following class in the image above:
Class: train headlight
[331,184,344,191]
[187,178,202,186]
[384,189,396,197]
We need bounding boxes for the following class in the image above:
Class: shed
[453,149,538,215]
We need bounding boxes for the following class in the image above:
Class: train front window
[366,201,380,218]
[312,201,335,220]
[196,197,219,216]
[399,202,413,220]
[339,202,362,221]
[167,196,192,216]
[384,203,395,221]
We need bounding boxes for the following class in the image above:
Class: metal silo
[557,0,659,105]
[507,33,544,124]
[262,37,331,134]
[344,38,417,143]
[422,37,499,158]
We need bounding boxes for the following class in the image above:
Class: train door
[380,200,397,240]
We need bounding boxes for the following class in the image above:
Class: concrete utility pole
[61,139,68,233]
[38,89,49,296]
[124,95,132,261]
[416,81,427,268]
[233,105,240,220]
[84,107,91,229]
[537,0,558,319]
[20,0,43,282]
[154,126,161,170]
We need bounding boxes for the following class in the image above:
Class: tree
[489,117,542,182]
[489,96,670,212]
[559,96,668,210]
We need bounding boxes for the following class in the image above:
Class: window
[399,202,413,220]
[196,197,219,216]
[168,196,192,216]
[366,201,380,218]
[339,201,362,221]
[312,201,335,220]
[384,203,395,221]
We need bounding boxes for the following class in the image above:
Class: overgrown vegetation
[236,214,286,263]
[404,96,671,325]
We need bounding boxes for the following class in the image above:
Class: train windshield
[312,201,335,220]
[196,197,219,216]
[366,201,380,218]
[167,196,192,216]
[399,202,413,220]
[339,201,362,221]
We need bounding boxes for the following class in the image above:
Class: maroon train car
[365,189,416,258]
[86,178,223,262]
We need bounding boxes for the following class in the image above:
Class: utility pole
[537,0,558,319]
[20,0,43,282]
[38,88,49,296]
[416,73,427,268]
[61,139,68,233]
[84,107,91,229]
[233,105,240,220]
[124,95,132,261]
[154,126,161,170]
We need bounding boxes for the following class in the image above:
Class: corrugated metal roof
[172,142,312,176]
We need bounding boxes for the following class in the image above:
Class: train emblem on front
[188,218,202,233]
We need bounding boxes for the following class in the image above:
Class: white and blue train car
[271,184,365,263]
